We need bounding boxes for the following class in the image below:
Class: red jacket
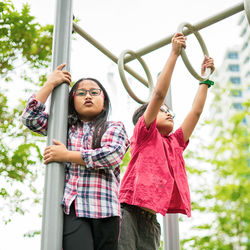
[119,115,191,217]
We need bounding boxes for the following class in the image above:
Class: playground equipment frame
[41,1,249,249]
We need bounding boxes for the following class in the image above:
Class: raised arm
[21,63,72,135]
[181,56,215,143]
[144,33,186,128]
[35,63,71,103]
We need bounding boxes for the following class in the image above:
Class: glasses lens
[168,109,175,118]
[75,90,86,96]
[160,107,167,113]
[170,111,175,118]
[160,106,175,119]
[90,89,101,96]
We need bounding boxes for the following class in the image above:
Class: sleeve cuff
[27,95,46,111]
[81,151,94,169]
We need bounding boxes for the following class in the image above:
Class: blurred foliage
[120,147,131,173]
[0,91,46,224]
[182,84,250,249]
[0,0,52,224]
[0,0,53,83]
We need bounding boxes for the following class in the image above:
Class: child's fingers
[180,40,186,49]
[174,34,186,45]
[53,139,62,145]
[43,153,49,162]
[207,63,215,73]
[174,36,186,43]
[207,57,214,63]
[62,71,71,77]
[202,55,208,64]
[172,33,186,44]
[174,32,185,38]
[43,148,51,164]
[56,63,66,71]
[177,40,186,49]
[43,146,50,155]
[59,71,71,84]
[201,56,215,74]
[62,75,71,85]
[204,57,214,66]
[43,155,51,165]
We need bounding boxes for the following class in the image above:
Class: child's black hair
[132,103,172,126]
[132,103,149,126]
[68,78,111,149]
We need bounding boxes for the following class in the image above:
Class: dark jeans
[118,203,161,250]
[63,205,120,250]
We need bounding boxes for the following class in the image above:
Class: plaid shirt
[21,96,129,218]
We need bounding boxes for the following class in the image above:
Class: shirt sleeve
[21,95,48,136]
[133,115,157,145]
[81,121,129,170]
[173,127,189,150]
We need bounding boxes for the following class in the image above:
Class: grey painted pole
[163,214,180,250]
[163,87,180,250]
[41,0,73,250]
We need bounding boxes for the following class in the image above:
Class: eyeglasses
[75,88,102,97]
[160,106,175,119]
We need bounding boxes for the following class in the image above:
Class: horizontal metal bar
[73,2,244,87]
[124,2,244,63]
[73,22,149,87]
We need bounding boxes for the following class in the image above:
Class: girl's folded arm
[81,122,129,170]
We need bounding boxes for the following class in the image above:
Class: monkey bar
[72,1,246,103]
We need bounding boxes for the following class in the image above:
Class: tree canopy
[182,84,250,249]
[0,0,53,81]
[0,0,53,223]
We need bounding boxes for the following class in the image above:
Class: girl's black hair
[132,103,149,125]
[68,78,111,149]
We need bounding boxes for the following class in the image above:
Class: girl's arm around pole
[35,63,71,103]
[43,139,85,165]
[21,64,71,135]
[144,33,186,128]
[181,56,215,143]
[41,64,84,165]
[43,122,129,169]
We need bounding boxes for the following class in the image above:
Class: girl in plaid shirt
[21,64,129,250]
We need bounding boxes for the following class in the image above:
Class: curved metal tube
[177,22,210,81]
[118,50,154,104]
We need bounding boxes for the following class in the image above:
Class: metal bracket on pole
[41,0,73,250]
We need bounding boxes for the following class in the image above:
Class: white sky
[1,0,245,249]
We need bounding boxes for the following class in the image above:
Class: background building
[213,14,250,125]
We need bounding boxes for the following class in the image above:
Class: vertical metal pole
[41,1,73,250]
[163,214,180,250]
[163,87,181,250]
